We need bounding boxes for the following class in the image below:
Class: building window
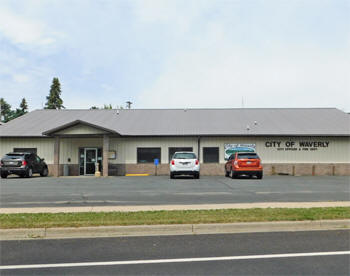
[13,148,37,154]
[203,147,219,163]
[137,148,161,163]
[168,147,193,162]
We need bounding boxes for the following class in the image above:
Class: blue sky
[0,0,349,111]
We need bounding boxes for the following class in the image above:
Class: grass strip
[0,207,349,229]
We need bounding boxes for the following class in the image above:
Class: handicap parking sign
[154,159,159,166]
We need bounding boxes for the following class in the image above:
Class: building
[0,108,349,176]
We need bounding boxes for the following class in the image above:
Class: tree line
[0,77,64,123]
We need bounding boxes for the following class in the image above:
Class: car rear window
[2,154,24,159]
[237,153,259,159]
[173,152,197,159]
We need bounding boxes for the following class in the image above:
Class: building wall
[1,136,349,176]
[0,137,55,163]
[55,125,109,135]
[0,137,103,165]
[59,138,103,164]
[199,136,350,163]
[109,137,199,164]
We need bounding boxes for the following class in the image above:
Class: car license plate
[247,161,252,164]
[8,161,16,165]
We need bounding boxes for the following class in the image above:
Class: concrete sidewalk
[1,220,349,240]
[1,201,350,214]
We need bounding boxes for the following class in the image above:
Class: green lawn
[1,207,349,229]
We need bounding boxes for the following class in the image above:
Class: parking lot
[1,175,349,208]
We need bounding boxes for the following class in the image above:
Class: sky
[0,0,349,111]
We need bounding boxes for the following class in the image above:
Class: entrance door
[84,148,97,175]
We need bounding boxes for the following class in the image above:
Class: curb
[1,219,349,240]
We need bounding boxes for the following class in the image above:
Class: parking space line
[1,251,349,270]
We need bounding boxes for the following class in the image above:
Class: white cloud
[12,74,29,83]
[137,23,350,110]
[131,0,213,35]
[0,6,59,46]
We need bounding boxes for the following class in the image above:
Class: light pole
[126,101,133,109]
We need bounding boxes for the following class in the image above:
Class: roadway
[1,230,349,275]
[1,175,349,208]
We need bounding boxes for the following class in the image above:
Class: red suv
[225,152,263,179]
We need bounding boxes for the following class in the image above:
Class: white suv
[170,152,200,179]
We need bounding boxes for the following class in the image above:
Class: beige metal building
[0,108,349,176]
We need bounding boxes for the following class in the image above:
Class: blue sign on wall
[154,159,159,166]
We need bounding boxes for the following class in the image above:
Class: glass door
[84,148,97,175]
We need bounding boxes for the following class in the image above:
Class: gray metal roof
[0,108,349,137]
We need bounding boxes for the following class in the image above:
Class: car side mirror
[41,158,45,161]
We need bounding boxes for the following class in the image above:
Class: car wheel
[225,170,230,177]
[257,172,263,179]
[194,173,200,179]
[170,173,175,179]
[40,167,48,177]
[20,174,25,178]
[1,173,8,179]
[26,168,33,178]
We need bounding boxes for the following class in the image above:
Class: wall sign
[265,141,330,151]
[224,144,256,160]
[108,150,117,159]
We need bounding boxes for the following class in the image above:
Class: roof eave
[42,119,120,136]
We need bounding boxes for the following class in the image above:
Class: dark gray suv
[0,152,48,178]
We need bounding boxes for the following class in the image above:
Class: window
[168,147,193,162]
[173,152,197,159]
[203,147,219,163]
[27,154,36,162]
[137,148,161,163]
[3,153,25,159]
[237,153,259,159]
[13,148,37,154]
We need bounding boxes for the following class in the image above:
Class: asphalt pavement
[1,175,349,208]
[1,230,349,275]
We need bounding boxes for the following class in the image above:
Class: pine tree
[0,98,12,122]
[20,98,28,113]
[45,78,65,109]
[103,104,113,109]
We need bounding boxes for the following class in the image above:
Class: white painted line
[1,251,349,270]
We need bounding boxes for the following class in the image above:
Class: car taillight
[171,160,175,165]
[195,160,199,165]
[234,160,238,167]
[22,160,27,166]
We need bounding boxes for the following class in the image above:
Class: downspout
[197,136,201,162]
